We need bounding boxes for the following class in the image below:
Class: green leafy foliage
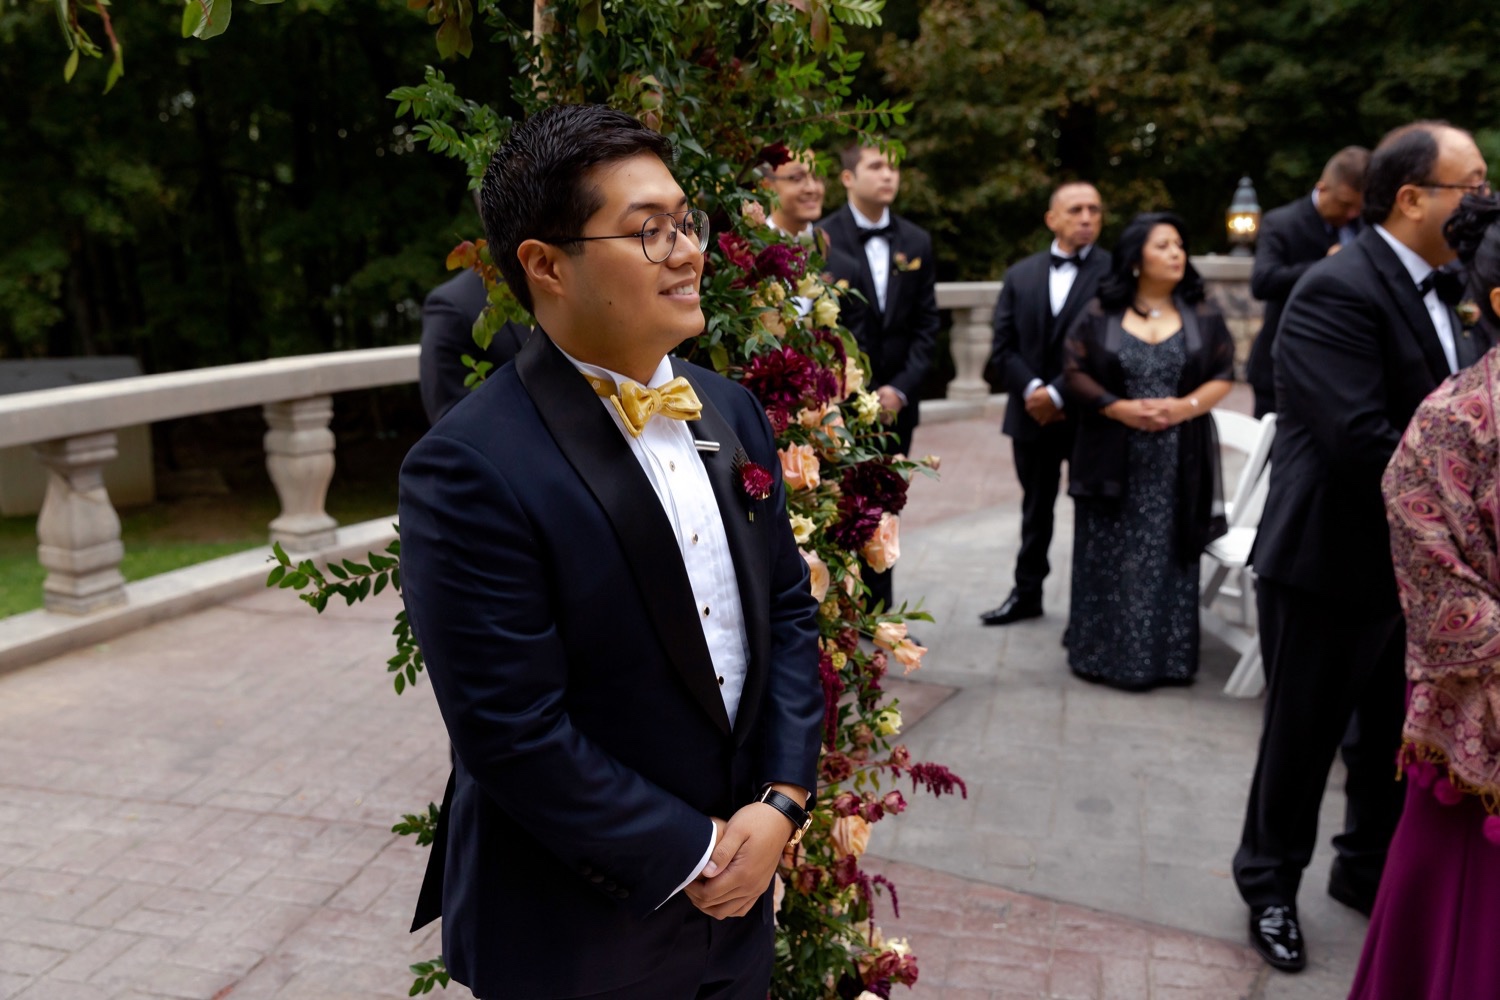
[407,957,450,995]
[392,802,442,846]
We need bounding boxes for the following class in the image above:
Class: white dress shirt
[1373,225,1458,373]
[1025,241,1096,410]
[849,204,892,312]
[558,346,751,903]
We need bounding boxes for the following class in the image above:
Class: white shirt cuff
[1025,379,1064,411]
[657,819,717,909]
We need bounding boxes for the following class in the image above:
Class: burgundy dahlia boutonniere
[732,448,774,501]
[1457,300,1481,330]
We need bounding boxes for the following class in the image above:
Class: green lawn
[0,462,404,619]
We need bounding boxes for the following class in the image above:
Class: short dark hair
[1322,146,1370,192]
[840,143,877,173]
[479,104,675,314]
[1444,192,1500,335]
[1097,212,1204,310]
[1361,121,1459,227]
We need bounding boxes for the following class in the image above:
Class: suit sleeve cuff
[657,819,717,909]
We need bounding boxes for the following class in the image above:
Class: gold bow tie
[580,372,702,437]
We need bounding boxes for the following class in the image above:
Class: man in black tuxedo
[817,144,939,613]
[399,104,822,999]
[418,267,531,424]
[979,182,1108,626]
[1235,121,1490,973]
[1245,146,1370,418]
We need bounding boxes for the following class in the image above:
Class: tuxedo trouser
[561,905,773,1000]
[1010,426,1072,601]
[1233,578,1407,908]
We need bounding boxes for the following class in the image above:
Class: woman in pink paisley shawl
[1351,193,1500,999]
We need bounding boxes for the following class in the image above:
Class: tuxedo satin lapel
[1053,253,1100,343]
[881,223,906,330]
[675,365,771,745]
[515,335,732,735]
[1362,235,1452,384]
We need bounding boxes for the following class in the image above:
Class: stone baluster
[946,304,995,402]
[34,433,128,614]
[264,396,338,553]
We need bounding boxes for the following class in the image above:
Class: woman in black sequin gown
[1062,213,1236,690]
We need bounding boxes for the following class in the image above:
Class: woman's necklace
[1133,298,1170,319]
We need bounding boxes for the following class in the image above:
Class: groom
[398,104,823,999]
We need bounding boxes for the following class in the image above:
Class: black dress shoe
[1327,861,1376,917]
[1248,904,1306,972]
[979,593,1043,626]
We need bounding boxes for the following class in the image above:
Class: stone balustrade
[0,257,1256,643]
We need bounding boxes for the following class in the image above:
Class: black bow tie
[858,224,893,243]
[1050,253,1080,269]
[1418,268,1466,307]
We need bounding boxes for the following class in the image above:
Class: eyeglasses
[770,169,820,186]
[552,209,710,264]
[1419,180,1492,195]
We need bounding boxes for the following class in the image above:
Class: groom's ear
[517,239,566,307]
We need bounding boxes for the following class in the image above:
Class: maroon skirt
[1348,776,1500,999]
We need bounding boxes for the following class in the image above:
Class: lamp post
[1227,176,1261,256]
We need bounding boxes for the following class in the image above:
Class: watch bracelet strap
[758,787,811,837]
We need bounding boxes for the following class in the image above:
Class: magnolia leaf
[435,16,460,59]
[196,0,231,39]
[577,0,605,35]
[180,0,204,37]
[103,45,123,92]
[63,47,79,82]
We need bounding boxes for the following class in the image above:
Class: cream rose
[788,513,816,545]
[860,513,900,574]
[797,273,825,300]
[830,814,871,859]
[892,638,927,674]
[779,443,821,490]
[841,562,862,597]
[873,621,907,651]
[843,356,866,395]
[801,548,830,603]
[812,294,840,329]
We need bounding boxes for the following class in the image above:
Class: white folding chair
[1200,412,1277,697]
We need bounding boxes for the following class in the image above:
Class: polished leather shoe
[979,593,1043,626]
[1327,861,1377,917]
[1248,904,1306,972]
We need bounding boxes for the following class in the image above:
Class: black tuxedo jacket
[1251,227,1491,609]
[986,246,1111,442]
[419,268,532,424]
[398,334,823,998]
[816,206,940,435]
[1246,196,1342,410]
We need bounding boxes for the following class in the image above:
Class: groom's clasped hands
[686,799,798,919]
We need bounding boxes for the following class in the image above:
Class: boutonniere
[1457,300,1481,330]
[732,447,773,501]
[893,252,922,273]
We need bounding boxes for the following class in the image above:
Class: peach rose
[779,443,821,490]
[741,200,768,228]
[757,308,786,338]
[860,512,900,573]
[830,814,871,859]
[892,638,927,674]
[797,402,833,429]
[801,548,830,603]
[873,621,907,651]
[841,562,861,597]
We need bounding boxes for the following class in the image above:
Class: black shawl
[1062,297,1234,566]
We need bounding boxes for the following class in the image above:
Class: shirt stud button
[718,676,725,686]
[702,606,710,617]
[669,460,676,471]
[692,533,699,544]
